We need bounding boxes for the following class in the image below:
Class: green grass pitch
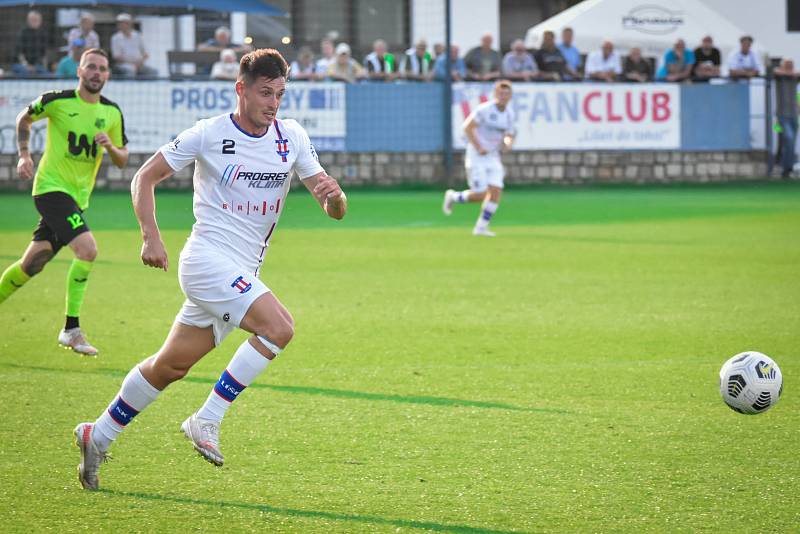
[0,184,798,532]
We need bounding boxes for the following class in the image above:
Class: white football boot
[58,328,99,356]
[181,413,224,466]
[442,189,456,215]
[472,226,496,237]
[74,422,108,490]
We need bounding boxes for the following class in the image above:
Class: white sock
[475,200,499,229]
[456,190,470,203]
[92,365,160,452]
[196,339,270,423]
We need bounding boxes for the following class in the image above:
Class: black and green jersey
[27,89,127,210]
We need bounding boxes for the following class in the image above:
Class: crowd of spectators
[3,8,794,88]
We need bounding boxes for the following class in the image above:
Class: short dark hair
[239,48,289,84]
[80,48,109,63]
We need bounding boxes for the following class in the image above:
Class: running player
[0,48,128,355]
[442,80,515,237]
[73,48,347,490]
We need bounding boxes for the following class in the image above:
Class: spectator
[584,40,621,82]
[534,31,568,81]
[210,49,239,80]
[692,35,721,81]
[464,33,502,81]
[327,42,366,83]
[12,10,50,77]
[314,38,335,80]
[433,42,445,60]
[502,39,539,81]
[557,27,581,79]
[198,26,249,54]
[290,46,316,80]
[55,38,85,78]
[67,12,100,51]
[655,39,694,82]
[623,47,652,82]
[400,39,433,81]
[433,44,466,81]
[110,13,157,78]
[774,58,799,178]
[727,35,762,79]
[363,39,396,81]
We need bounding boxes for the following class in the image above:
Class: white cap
[335,43,351,55]
[116,13,132,22]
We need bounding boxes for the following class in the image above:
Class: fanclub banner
[452,82,681,150]
[0,80,347,154]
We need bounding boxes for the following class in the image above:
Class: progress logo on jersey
[220,164,288,189]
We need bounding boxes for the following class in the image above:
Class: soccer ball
[719,351,783,414]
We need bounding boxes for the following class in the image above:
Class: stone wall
[0,150,769,192]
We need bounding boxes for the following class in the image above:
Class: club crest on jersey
[231,276,252,294]
[275,138,289,162]
[273,120,290,162]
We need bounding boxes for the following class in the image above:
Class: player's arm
[463,115,487,155]
[502,132,515,153]
[131,152,175,271]
[302,171,347,220]
[15,107,36,179]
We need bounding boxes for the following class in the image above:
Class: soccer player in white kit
[72,49,347,489]
[442,80,515,236]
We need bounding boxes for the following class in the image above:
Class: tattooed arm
[15,108,34,180]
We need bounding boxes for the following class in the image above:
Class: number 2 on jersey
[222,139,236,154]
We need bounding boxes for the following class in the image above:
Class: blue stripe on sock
[481,209,493,221]
[108,396,139,426]
[213,369,246,403]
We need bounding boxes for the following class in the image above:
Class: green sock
[66,259,94,318]
[0,260,31,304]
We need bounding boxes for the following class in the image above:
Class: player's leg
[74,320,215,489]
[0,239,55,304]
[194,292,292,423]
[30,192,99,354]
[187,292,293,465]
[473,161,504,236]
[473,186,503,237]
[443,165,488,215]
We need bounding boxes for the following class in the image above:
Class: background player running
[0,48,128,355]
[442,80,515,237]
[73,48,347,490]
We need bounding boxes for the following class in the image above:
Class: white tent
[524,0,764,61]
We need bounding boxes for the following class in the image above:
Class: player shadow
[0,362,570,414]
[98,489,532,534]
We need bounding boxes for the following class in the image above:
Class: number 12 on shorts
[67,213,85,230]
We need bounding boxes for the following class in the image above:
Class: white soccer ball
[719,351,783,414]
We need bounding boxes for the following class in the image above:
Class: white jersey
[465,100,516,165]
[160,113,323,274]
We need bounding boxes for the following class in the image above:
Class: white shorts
[466,156,505,192]
[176,249,269,346]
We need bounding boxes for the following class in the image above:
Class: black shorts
[32,191,91,254]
